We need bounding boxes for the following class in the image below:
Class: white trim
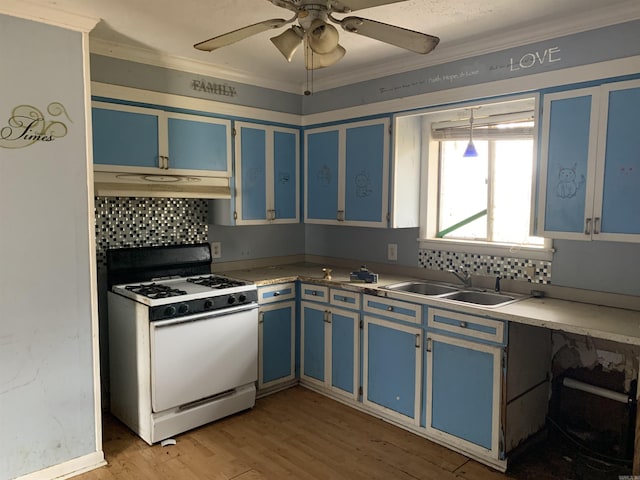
[302,56,640,126]
[15,451,106,480]
[82,29,105,468]
[300,301,327,390]
[0,0,99,32]
[91,82,302,126]
[418,239,554,262]
[425,332,502,460]
[362,294,422,325]
[362,315,422,427]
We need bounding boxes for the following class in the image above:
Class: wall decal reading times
[0,103,72,149]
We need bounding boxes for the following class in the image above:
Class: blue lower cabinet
[426,332,502,458]
[301,301,359,400]
[363,316,421,425]
[258,301,295,391]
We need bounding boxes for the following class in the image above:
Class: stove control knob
[238,294,247,303]
[164,305,177,317]
[204,299,214,310]
[227,295,237,305]
[178,303,189,315]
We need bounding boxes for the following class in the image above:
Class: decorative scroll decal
[0,102,72,149]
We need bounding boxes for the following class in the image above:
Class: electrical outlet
[387,243,398,261]
[525,265,536,277]
[211,242,222,259]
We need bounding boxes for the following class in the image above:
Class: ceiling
[24,0,640,93]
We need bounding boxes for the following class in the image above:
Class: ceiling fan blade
[194,18,291,52]
[305,42,346,70]
[338,16,439,54]
[330,0,407,13]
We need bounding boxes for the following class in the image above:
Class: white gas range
[106,244,258,445]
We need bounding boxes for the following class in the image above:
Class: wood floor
[76,386,566,480]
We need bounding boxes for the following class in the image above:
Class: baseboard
[15,451,106,480]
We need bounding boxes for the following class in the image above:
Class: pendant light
[463,108,478,158]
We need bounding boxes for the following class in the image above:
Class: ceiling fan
[194,0,440,70]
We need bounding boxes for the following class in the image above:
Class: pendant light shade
[307,19,339,54]
[463,109,478,158]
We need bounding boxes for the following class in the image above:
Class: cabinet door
[301,301,327,385]
[258,302,295,391]
[329,308,359,399]
[537,88,600,239]
[92,103,160,169]
[166,113,231,174]
[426,332,502,458]
[344,120,389,226]
[594,81,640,239]
[363,316,421,425]
[237,124,268,221]
[273,129,299,222]
[305,128,340,222]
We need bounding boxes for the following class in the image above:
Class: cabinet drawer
[330,289,361,310]
[258,283,296,304]
[428,308,505,344]
[300,283,329,302]
[363,294,421,324]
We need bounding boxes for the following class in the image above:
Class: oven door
[149,303,258,413]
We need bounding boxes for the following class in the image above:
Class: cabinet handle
[593,217,600,235]
[259,312,264,324]
[415,334,420,349]
[459,321,468,328]
[273,291,280,297]
[426,337,432,352]
[337,210,345,222]
[324,310,331,323]
[311,291,317,296]
[584,217,592,235]
[387,306,394,312]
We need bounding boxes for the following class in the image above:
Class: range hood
[94,171,231,199]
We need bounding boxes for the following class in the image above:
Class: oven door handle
[151,303,258,328]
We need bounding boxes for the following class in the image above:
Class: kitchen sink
[381,281,460,296]
[443,290,519,306]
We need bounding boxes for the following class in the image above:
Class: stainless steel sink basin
[443,290,519,306]
[382,281,460,296]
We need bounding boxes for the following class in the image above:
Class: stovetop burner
[124,283,188,299]
[186,275,247,289]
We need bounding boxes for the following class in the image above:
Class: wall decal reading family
[0,102,72,149]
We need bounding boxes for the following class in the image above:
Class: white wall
[0,12,103,480]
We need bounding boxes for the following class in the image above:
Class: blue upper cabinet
[234,122,300,225]
[92,101,231,176]
[305,118,390,227]
[538,80,640,242]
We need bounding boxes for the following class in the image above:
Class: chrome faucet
[448,269,472,288]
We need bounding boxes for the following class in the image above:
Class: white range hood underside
[94,171,231,199]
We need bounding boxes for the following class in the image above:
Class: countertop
[223,262,640,346]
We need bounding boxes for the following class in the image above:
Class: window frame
[413,94,554,261]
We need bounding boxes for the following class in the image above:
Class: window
[416,97,551,258]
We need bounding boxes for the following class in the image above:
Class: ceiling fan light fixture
[307,18,339,54]
[304,41,345,69]
[270,26,303,62]
[463,108,479,158]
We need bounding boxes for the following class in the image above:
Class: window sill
[418,238,554,262]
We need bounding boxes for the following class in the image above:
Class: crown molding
[310,0,640,92]
[89,38,303,95]
[0,0,98,32]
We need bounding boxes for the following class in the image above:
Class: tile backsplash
[95,197,208,267]
[418,249,551,284]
